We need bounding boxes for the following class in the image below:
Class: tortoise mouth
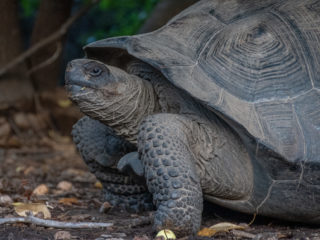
[65,61,100,97]
[65,78,99,102]
[66,78,99,89]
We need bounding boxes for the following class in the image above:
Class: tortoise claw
[117,152,144,177]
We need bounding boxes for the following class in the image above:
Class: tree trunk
[139,0,199,33]
[0,0,34,110]
[29,0,72,91]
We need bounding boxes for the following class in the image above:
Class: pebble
[54,231,72,240]
[99,201,112,213]
[57,181,73,191]
[0,195,13,205]
[13,113,30,129]
[32,184,49,196]
[0,119,10,138]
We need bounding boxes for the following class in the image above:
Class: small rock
[96,237,124,240]
[99,201,112,213]
[7,232,14,240]
[100,234,113,238]
[70,214,91,221]
[0,118,10,138]
[13,113,30,129]
[0,179,4,191]
[34,211,45,219]
[32,184,49,196]
[0,195,13,205]
[96,238,125,240]
[0,117,7,125]
[28,113,48,131]
[54,231,72,240]
[133,235,151,240]
[0,207,6,214]
[61,168,86,180]
[57,181,73,191]
[254,233,279,240]
[113,233,127,238]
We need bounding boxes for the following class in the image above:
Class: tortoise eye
[89,67,102,76]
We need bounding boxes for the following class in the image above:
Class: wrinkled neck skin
[77,75,160,144]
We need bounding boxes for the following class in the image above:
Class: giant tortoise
[65,0,320,235]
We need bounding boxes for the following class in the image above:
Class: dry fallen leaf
[155,229,176,240]
[23,166,36,176]
[198,222,245,237]
[59,197,79,206]
[32,184,49,196]
[94,181,103,189]
[13,202,51,219]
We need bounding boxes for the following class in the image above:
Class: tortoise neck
[98,76,160,144]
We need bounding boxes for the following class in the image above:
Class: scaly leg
[138,113,203,235]
[72,116,153,212]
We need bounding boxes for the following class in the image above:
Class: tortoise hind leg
[138,113,203,235]
[72,116,135,168]
[72,116,153,212]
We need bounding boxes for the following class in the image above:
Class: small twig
[27,42,62,75]
[0,0,100,77]
[0,215,113,229]
[248,213,257,226]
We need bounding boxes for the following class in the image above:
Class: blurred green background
[20,0,159,44]
[18,0,160,83]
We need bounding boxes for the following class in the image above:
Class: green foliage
[20,0,40,17]
[82,0,159,44]
[18,0,159,46]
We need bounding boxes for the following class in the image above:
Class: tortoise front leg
[138,113,203,235]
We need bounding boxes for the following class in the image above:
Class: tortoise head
[65,59,135,116]
[65,58,159,142]
[65,59,129,99]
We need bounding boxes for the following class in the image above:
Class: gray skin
[66,59,252,235]
[66,0,320,236]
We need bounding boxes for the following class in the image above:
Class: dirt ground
[0,105,320,239]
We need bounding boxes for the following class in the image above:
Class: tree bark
[0,0,34,110]
[29,0,72,91]
[139,0,199,33]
